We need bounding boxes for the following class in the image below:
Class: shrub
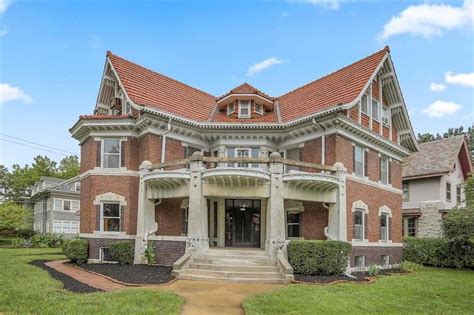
[144,242,156,265]
[63,239,88,264]
[30,233,64,248]
[400,261,423,272]
[287,240,352,275]
[403,237,474,269]
[109,241,134,264]
[367,264,380,276]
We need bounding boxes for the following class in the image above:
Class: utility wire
[0,138,71,157]
[0,133,77,155]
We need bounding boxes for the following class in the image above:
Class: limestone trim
[346,174,402,194]
[378,205,392,217]
[79,233,135,239]
[148,235,187,241]
[80,169,139,179]
[351,241,403,247]
[351,200,369,214]
[93,192,127,206]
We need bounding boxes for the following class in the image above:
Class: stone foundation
[86,238,135,260]
[350,246,402,267]
[417,201,444,237]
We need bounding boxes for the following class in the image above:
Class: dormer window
[255,103,264,115]
[227,103,235,115]
[238,100,251,118]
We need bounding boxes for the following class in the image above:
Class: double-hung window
[380,156,389,185]
[354,209,364,241]
[446,182,452,202]
[54,199,79,212]
[371,99,380,121]
[286,212,301,238]
[402,182,409,201]
[102,203,120,232]
[354,145,365,177]
[102,139,121,169]
[255,104,264,115]
[238,101,251,118]
[406,217,417,237]
[227,103,235,115]
[361,94,369,115]
[456,185,462,204]
[380,213,389,242]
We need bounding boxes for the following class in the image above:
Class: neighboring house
[402,136,473,238]
[29,176,81,235]
[70,46,418,281]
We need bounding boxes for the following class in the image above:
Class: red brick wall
[367,149,380,182]
[335,135,354,173]
[390,160,402,189]
[80,175,139,235]
[325,134,337,166]
[301,138,322,172]
[80,138,98,173]
[372,80,379,100]
[139,134,162,164]
[346,180,402,243]
[383,126,389,139]
[372,121,380,134]
[361,113,370,128]
[392,126,398,143]
[155,198,185,236]
[349,107,359,122]
[301,202,328,240]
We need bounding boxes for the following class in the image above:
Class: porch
[134,152,347,265]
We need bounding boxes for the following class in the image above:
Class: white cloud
[289,0,340,10]
[445,72,474,88]
[379,0,473,40]
[0,83,33,105]
[422,100,462,117]
[0,0,11,14]
[429,82,446,92]
[247,57,284,76]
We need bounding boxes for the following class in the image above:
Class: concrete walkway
[45,260,285,315]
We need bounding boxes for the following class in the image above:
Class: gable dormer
[216,83,274,119]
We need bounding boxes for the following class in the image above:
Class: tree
[0,155,80,202]
[0,202,32,231]
[57,155,80,179]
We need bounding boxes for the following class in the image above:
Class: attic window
[255,104,264,115]
[227,103,235,115]
[238,101,251,118]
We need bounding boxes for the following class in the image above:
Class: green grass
[244,268,474,314]
[0,248,183,314]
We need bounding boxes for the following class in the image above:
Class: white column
[134,161,157,264]
[217,198,225,247]
[266,152,286,260]
[209,199,215,247]
[334,162,347,241]
[187,152,209,258]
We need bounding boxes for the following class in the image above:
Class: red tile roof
[107,52,216,121]
[217,82,274,101]
[106,47,390,123]
[277,46,389,122]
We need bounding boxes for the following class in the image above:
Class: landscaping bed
[79,263,174,285]
[29,260,102,293]
[294,273,368,284]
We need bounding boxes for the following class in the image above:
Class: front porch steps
[175,248,288,284]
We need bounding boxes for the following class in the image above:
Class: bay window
[102,139,121,168]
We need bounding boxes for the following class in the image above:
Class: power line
[0,138,71,157]
[0,133,77,155]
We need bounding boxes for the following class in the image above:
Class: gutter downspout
[161,118,172,166]
[312,118,325,166]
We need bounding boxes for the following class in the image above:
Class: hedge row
[288,240,352,275]
[62,239,135,264]
[403,237,474,269]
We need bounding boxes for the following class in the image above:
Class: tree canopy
[0,202,33,231]
[0,155,80,202]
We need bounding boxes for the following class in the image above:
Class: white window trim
[371,98,380,122]
[361,92,369,115]
[75,182,81,192]
[53,198,80,212]
[234,147,251,168]
[100,202,121,234]
[446,181,452,202]
[353,144,367,179]
[227,103,235,116]
[255,103,264,115]
[101,139,121,169]
[238,100,251,118]
[352,200,368,242]
[285,210,302,240]
[53,220,79,234]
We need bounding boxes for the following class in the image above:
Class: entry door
[225,199,261,248]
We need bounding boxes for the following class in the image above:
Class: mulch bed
[294,269,406,284]
[79,264,174,285]
[29,260,102,293]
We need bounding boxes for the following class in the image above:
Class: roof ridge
[107,51,216,99]
[277,46,390,99]
[420,135,466,146]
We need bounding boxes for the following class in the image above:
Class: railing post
[266,152,287,260]
[187,151,209,258]
[333,162,347,241]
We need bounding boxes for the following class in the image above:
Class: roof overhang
[216,94,274,110]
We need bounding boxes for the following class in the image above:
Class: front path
[46,260,285,315]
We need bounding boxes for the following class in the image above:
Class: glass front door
[225,199,261,247]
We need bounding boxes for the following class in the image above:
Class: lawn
[244,268,474,314]
[0,248,183,315]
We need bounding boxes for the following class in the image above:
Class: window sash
[402,182,409,201]
[238,101,251,118]
[371,99,379,121]
[380,214,388,241]
[354,210,364,241]
[102,203,120,232]
[457,186,462,204]
[354,146,364,177]
[255,104,264,115]
[102,139,121,169]
[407,218,416,237]
[227,103,235,115]
[361,94,368,114]
[380,157,389,184]
[446,182,451,201]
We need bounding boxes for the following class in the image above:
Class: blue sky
[0,0,473,168]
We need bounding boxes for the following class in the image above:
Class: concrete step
[178,273,287,284]
[207,249,266,256]
[204,254,270,262]
[184,268,283,279]
[188,262,279,273]
[194,258,271,266]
